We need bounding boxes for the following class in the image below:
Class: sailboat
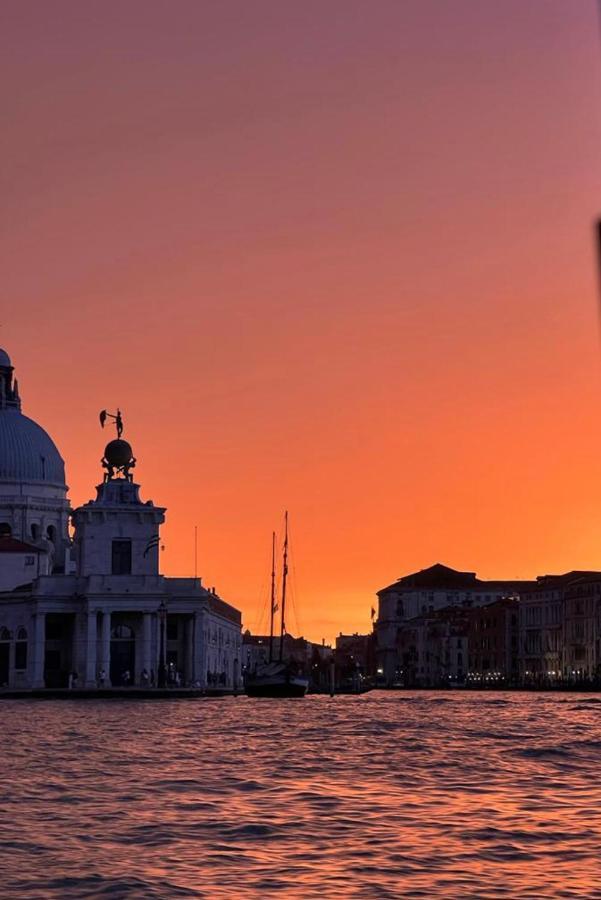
[245,513,310,698]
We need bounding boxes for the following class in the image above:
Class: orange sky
[3,1,601,642]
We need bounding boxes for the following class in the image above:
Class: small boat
[245,513,309,698]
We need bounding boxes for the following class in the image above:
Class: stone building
[562,575,601,680]
[0,347,242,691]
[375,563,533,685]
[467,597,519,685]
[517,571,600,684]
[392,606,469,687]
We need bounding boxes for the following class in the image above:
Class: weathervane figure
[99,408,124,439]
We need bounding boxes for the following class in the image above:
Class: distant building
[242,631,332,690]
[562,575,601,680]
[393,606,469,687]
[335,632,375,688]
[375,563,534,685]
[467,597,519,685]
[0,347,242,691]
[517,571,601,684]
[335,632,374,671]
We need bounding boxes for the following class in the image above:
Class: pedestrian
[98,668,106,688]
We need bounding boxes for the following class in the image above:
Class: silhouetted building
[375,563,533,685]
[562,575,601,680]
[517,571,601,684]
[467,597,519,685]
[392,606,469,687]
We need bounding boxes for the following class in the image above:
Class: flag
[99,410,107,428]
[272,603,279,614]
[370,606,376,620]
[143,534,160,557]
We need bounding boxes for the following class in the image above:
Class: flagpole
[194,525,198,580]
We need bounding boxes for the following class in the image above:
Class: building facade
[0,347,242,691]
[375,563,533,685]
[467,597,519,685]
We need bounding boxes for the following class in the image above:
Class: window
[167,618,178,641]
[25,556,35,566]
[0,627,10,640]
[111,624,134,640]
[112,540,132,575]
[0,523,11,537]
[31,524,40,540]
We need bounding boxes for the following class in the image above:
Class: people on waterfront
[141,668,149,686]
[122,669,131,686]
[98,668,106,688]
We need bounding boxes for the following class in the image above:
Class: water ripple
[2,692,601,897]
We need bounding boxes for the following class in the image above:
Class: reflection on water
[2,692,601,898]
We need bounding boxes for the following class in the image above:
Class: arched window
[47,525,56,543]
[0,627,10,641]
[15,628,27,670]
[0,523,11,537]
[111,624,134,640]
[31,524,40,540]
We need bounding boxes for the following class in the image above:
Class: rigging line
[286,519,303,638]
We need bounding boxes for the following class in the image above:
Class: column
[193,609,206,688]
[185,616,194,685]
[85,611,97,687]
[32,611,45,689]
[141,613,151,684]
[99,610,111,687]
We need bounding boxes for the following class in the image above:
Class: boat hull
[245,675,309,698]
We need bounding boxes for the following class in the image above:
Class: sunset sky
[3,1,601,642]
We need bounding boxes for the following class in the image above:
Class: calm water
[2,691,601,899]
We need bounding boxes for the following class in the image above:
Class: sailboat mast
[279,511,289,663]
[269,531,276,663]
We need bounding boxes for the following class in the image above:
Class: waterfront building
[467,597,519,685]
[392,606,469,687]
[0,348,242,691]
[562,575,601,681]
[375,563,533,685]
[0,349,71,588]
[517,571,599,684]
[335,632,374,674]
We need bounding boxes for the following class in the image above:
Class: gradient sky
[3,0,601,642]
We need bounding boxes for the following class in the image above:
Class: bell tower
[72,415,165,578]
[0,349,21,410]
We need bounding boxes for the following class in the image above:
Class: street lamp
[158,599,167,688]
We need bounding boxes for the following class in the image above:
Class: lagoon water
[2,691,601,898]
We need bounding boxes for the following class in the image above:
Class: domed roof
[0,408,66,486]
[0,348,11,368]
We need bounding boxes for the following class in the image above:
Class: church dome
[0,407,66,486]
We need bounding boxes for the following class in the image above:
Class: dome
[0,408,66,486]
[0,349,11,368]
